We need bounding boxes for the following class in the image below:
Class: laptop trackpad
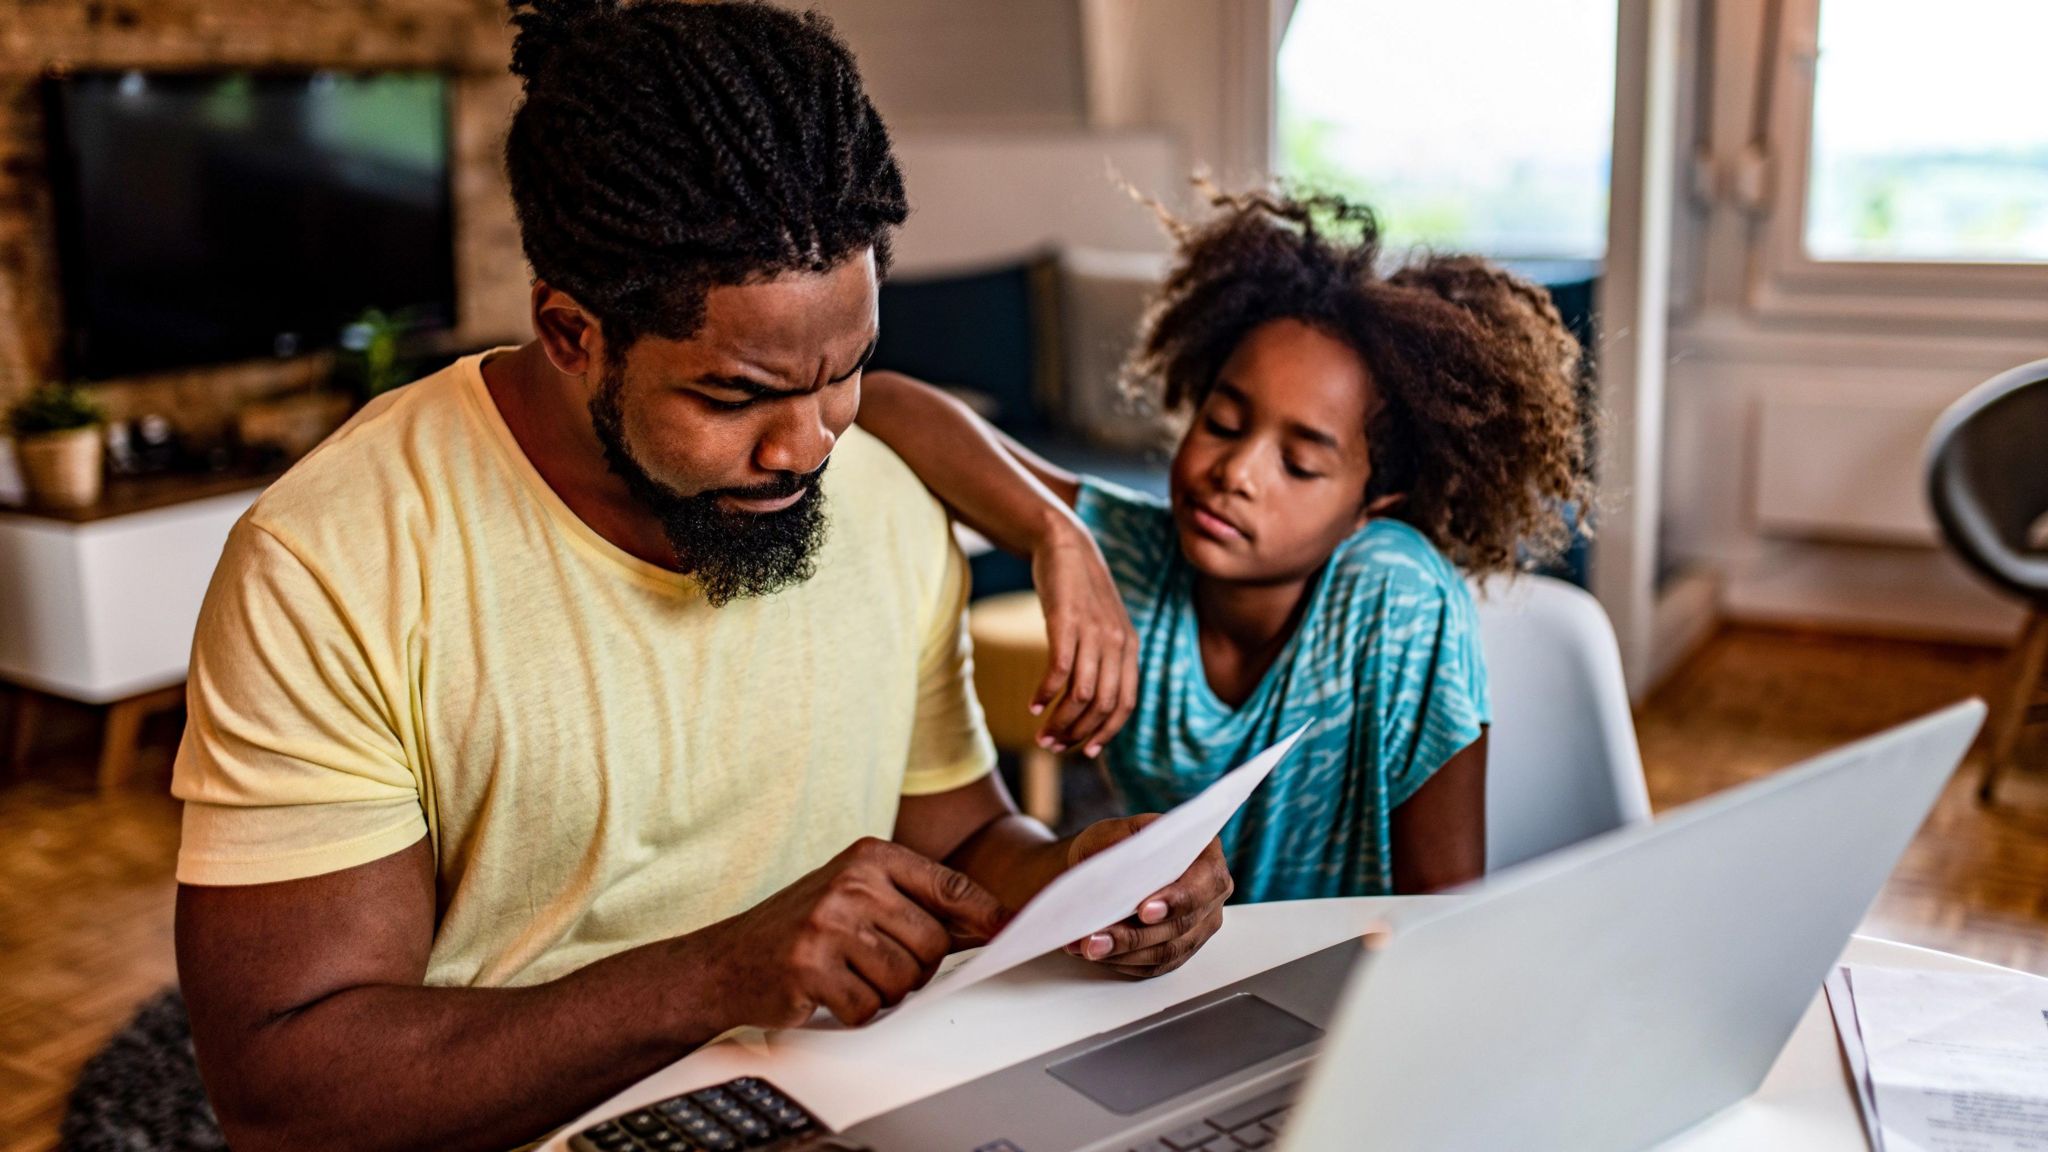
[1044,994,1324,1117]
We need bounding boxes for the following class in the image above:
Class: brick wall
[0,0,529,436]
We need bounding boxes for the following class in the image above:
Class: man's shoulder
[810,428,966,629]
[829,424,931,493]
[242,357,480,555]
[825,426,951,540]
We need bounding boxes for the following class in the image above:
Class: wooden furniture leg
[96,683,187,792]
[1021,747,1063,828]
[6,688,42,778]
[968,592,1068,829]
[1982,609,2048,804]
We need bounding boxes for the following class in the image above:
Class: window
[1803,0,2048,264]
[1275,0,1617,263]
[1751,0,2048,328]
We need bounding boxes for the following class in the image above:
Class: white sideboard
[0,485,259,706]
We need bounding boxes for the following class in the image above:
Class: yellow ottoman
[968,590,1064,826]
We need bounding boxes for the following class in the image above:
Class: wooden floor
[1638,626,2048,975]
[0,700,182,1152]
[2,625,2045,1150]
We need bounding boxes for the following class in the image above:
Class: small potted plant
[7,381,105,508]
[336,307,413,402]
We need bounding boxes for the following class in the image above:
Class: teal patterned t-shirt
[1074,477,1491,901]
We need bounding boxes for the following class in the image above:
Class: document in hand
[1825,964,2048,1152]
[904,724,1308,1010]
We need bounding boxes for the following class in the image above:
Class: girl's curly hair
[1124,185,1593,576]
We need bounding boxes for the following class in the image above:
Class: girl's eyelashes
[1201,415,1321,477]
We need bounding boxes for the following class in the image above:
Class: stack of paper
[1825,964,2048,1151]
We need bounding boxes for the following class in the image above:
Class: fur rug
[60,988,226,1152]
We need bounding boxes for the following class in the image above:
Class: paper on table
[1848,964,2048,1152]
[900,724,1308,1011]
[1824,967,1885,1150]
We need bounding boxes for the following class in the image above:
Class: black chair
[1925,357,2048,803]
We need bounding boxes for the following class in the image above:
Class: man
[170,3,1231,1150]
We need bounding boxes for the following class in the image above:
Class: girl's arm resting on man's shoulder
[858,369,1083,546]
[860,370,1137,752]
[1390,729,1488,894]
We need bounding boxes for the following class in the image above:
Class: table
[545,897,2013,1151]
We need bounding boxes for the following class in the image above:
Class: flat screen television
[45,70,456,380]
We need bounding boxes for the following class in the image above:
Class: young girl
[859,188,1590,899]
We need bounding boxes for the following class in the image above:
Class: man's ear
[531,281,602,380]
[1357,492,1406,528]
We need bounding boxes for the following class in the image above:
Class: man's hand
[683,837,1009,1028]
[1060,815,1233,978]
[1029,518,1138,758]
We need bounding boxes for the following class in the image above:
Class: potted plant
[7,381,105,508]
[239,306,418,462]
[336,307,413,402]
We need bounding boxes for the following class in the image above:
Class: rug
[59,988,226,1152]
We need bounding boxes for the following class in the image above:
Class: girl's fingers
[1063,632,1125,756]
[1086,635,1140,757]
[1042,630,1103,748]
[1031,618,1078,718]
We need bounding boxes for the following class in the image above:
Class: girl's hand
[1060,815,1231,977]
[1028,519,1138,758]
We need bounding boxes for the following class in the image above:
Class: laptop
[827,699,1983,1152]
[569,700,1982,1152]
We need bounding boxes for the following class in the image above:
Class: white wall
[801,0,1089,130]
[799,0,1275,267]
[782,0,1225,278]
[1662,325,2031,641]
[889,132,1179,276]
[1598,0,1685,696]
[1079,0,1289,183]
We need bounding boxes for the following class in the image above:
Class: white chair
[1471,574,1653,872]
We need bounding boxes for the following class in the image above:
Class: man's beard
[589,364,829,607]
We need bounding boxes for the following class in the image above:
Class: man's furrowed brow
[692,332,877,395]
[691,373,802,398]
[830,332,880,384]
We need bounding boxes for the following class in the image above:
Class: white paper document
[1827,964,2048,1152]
[901,724,1307,1010]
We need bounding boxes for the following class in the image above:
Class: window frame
[1747,0,2048,332]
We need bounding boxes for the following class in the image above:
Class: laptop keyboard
[1122,1082,1297,1152]
[568,1075,1297,1152]
[568,1078,823,1151]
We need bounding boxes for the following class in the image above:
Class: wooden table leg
[1021,747,1063,828]
[5,688,42,778]
[1983,610,2048,804]
[96,684,187,792]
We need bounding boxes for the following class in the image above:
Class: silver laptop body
[832,700,1983,1152]
[1282,698,1983,1152]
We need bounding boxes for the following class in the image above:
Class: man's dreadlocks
[503,0,909,349]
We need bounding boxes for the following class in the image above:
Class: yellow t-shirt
[172,350,995,988]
